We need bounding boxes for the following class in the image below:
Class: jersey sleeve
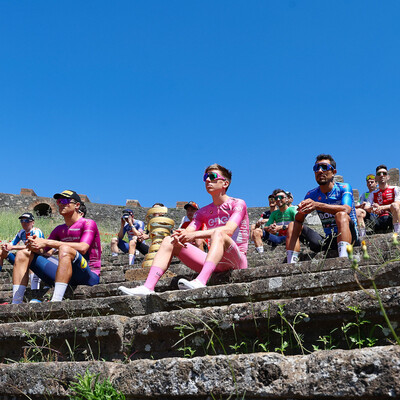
[80,219,98,246]
[34,228,45,239]
[266,212,275,226]
[136,220,145,231]
[340,183,354,207]
[188,210,203,230]
[366,191,375,206]
[11,231,22,246]
[228,199,247,227]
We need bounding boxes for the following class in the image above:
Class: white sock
[112,252,118,257]
[359,227,366,237]
[338,241,350,258]
[129,254,135,265]
[30,273,41,290]
[12,285,26,304]
[51,282,68,302]
[394,223,400,234]
[287,250,299,264]
[255,246,264,254]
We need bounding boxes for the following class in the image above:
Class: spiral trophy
[142,206,175,268]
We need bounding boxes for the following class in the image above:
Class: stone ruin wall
[0,167,398,229]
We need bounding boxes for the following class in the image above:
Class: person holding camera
[110,209,148,265]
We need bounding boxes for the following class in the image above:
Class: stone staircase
[0,234,399,399]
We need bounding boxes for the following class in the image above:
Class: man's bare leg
[128,237,138,265]
[12,249,33,304]
[251,228,264,253]
[110,237,119,256]
[335,212,352,257]
[356,208,366,237]
[286,220,303,263]
[51,244,75,302]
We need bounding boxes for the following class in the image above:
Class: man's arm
[27,237,90,255]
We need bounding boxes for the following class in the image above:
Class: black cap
[19,212,35,221]
[53,190,81,203]
[184,201,199,210]
[122,208,134,218]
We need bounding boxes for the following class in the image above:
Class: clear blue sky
[1,1,399,208]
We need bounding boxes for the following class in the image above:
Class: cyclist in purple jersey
[11,190,101,304]
[119,163,249,296]
[286,154,359,263]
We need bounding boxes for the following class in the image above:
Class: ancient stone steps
[0,286,398,363]
[0,232,399,399]
[0,346,398,399]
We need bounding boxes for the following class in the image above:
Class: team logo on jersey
[318,196,321,200]
[208,216,229,227]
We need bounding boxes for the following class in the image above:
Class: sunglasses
[203,172,226,182]
[313,163,334,172]
[376,171,387,176]
[20,219,32,223]
[56,198,76,205]
[274,195,286,201]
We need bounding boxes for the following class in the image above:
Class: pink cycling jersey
[189,197,249,254]
[48,218,102,275]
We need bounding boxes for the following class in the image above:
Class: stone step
[0,286,398,363]
[0,258,398,323]
[0,346,398,399]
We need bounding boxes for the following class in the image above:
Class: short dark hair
[205,163,232,191]
[268,194,275,199]
[79,203,87,217]
[272,188,286,197]
[376,164,388,173]
[315,154,336,169]
[152,203,165,208]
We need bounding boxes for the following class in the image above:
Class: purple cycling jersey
[48,218,102,275]
[189,197,249,254]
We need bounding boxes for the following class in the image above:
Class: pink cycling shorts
[177,242,247,273]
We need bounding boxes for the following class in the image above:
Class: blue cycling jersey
[304,182,357,236]
[123,220,145,241]
[11,227,44,245]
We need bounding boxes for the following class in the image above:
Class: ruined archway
[33,203,52,217]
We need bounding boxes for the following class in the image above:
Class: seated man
[251,194,277,253]
[286,154,358,263]
[179,201,206,250]
[11,190,101,303]
[118,163,249,296]
[364,165,400,234]
[110,209,148,265]
[252,190,296,253]
[0,213,44,290]
[355,174,377,237]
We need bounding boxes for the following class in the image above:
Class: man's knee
[129,237,138,248]
[356,209,366,219]
[111,237,118,245]
[335,211,350,225]
[15,248,31,262]
[252,228,262,239]
[391,202,400,214]
[58,244,76,260]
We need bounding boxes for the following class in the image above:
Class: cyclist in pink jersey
[11,190,101,304]
[119,163,249,296]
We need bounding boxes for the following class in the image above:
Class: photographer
[110,209,148,265]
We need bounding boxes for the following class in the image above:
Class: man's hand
[2,243,13,252]
[26,237,47,253]
[255,218,267,228]
[372,203,384,215]
[171,229,196,248]
[266,223,279,235]
[120,217,126,228]
[297,198,317,214]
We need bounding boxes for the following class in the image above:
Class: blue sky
[1,1,399,208]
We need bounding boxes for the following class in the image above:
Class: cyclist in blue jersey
[0,212,44,289]
[110,209,148,265]
[286,154,359,263]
